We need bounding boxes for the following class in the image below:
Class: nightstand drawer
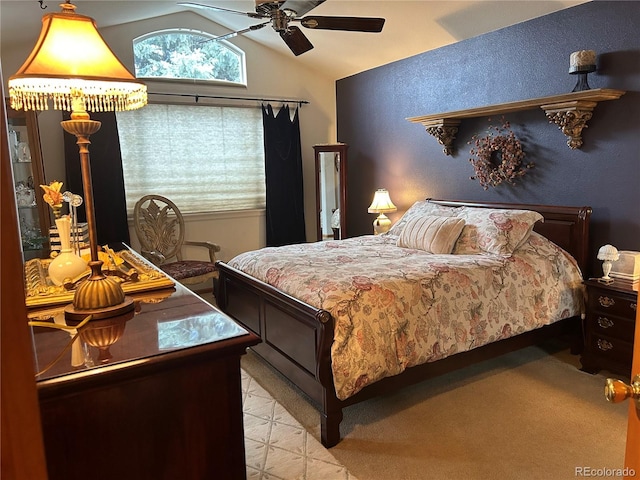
[585,313,634,339]
[587,290,637,318]
[586,333,634,365]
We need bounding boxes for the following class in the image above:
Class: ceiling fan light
[272,10,289,31]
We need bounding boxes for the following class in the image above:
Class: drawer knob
[631,303,637,312]
[597,316,614,329]
[597,339,613,351]
[598,296,615,308]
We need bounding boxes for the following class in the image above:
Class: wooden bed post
[321,398,343,448]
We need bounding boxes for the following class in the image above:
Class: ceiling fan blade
[280,26,314,56]
[279,0,326,17]
[198,22,269,45]
[178,2,265,19]
[300,16,385,32]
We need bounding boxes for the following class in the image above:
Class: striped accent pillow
[396,215,465,254]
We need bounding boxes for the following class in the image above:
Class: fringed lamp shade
[8,2,146,113]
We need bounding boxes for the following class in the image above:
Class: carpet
[241,369,359,480]
[241,341,629,480]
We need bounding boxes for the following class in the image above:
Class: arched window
[133,29,246,85]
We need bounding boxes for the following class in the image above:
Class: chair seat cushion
[161,260,217,281]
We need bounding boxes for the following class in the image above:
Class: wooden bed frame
[216,199,592,447]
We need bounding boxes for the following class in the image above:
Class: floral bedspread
[228,232,584,400]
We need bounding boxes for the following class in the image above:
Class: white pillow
[388,200,460,236]
[397,215,466,254]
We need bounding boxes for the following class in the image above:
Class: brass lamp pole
[61,95,134,320]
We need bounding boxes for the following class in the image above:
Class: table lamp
[368,188,397,235]
[597,244,619,284]
[9,1,147,321]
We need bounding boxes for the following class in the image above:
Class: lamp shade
[367,189,397,213]
[597,244,620,262]
[8,2,146,112]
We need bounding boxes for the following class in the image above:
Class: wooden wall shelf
[406,88,626,155]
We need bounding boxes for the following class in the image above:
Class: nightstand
[580,278,638,376]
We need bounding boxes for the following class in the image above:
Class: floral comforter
[228,232,584,400]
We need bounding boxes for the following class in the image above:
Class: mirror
[314,143,348,241]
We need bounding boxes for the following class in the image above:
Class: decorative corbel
[422,119,461,156]
[541,100,597,149]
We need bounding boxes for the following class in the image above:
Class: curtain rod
[148,92,309,106]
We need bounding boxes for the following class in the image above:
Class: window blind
[116,103,265,215]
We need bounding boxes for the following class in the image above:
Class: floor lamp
[8,1,147,321]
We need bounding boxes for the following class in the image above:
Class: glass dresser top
[30,283,249,383]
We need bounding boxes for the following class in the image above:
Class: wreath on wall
[468,118,534,190]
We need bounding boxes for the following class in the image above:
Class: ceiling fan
[178,0,385,56]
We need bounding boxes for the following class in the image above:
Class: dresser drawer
[585,312,634,339]
[586,333,634,365]
[587,289,637,318]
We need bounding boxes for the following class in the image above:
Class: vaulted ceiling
[1,0,587,81]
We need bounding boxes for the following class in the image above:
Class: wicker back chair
[133,195,220,292]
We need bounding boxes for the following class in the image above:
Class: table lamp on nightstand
[597,244,620,284]
[368,188,397,235]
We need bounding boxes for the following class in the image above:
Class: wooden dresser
[30,279,259,480]
[581,278,638,376]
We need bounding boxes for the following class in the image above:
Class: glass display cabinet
[6,100,50,259]
[314,143,348,241]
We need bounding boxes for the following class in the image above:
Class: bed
[216,199,591,447]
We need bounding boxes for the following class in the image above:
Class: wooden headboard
[426,199,592,276]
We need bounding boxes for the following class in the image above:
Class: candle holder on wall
[569,50,596,92]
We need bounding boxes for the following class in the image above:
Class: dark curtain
[262,104,306,246]
[63,111,130,246]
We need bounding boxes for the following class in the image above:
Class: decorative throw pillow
[388,200,460,236]
[452,207,544,256]
[397,215,466,254]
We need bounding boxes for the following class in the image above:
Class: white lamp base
[373,214,391,235]
[602,260,613,279]
[598,260,615,284]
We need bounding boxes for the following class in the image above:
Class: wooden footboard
[216,262,344,445]
[217,200,592,447]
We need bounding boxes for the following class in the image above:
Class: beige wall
[2,10,336,262]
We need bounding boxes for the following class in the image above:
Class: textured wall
[337,1,639,276]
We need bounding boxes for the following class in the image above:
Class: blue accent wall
[337,1,639,275]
